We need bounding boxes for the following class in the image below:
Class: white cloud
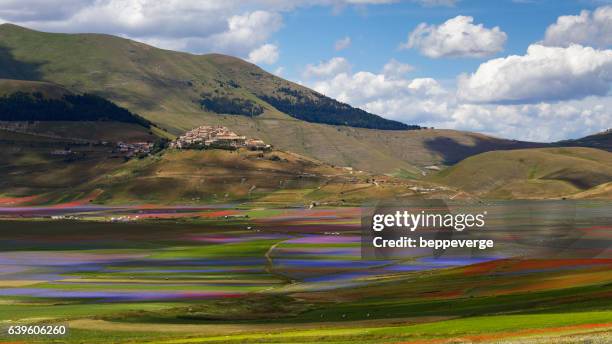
[0,0,89,22]
[457,44,612,104]
[334,36,351,51]
[543,6,612,48]
[303,57,351,78]
[413,0,457,6]
[445,99,612,142]
[1,1,283,56]
[382,58,414,79]
[247,43,279,65]
[309,66,447,125]
[343,0,396,3]
[207,11,282,55]
[401,15,507,58]
[274,66,285,76]
[304,57,610,142]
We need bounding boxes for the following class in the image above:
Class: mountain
[0,24,609,201]
[0,23,546,174]
[557,129,612,152]
[429,147,612,199]
[0,23,410,130]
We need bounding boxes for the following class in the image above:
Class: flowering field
[0,202,610,343]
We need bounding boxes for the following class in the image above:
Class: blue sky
[0,0,610,142]
[273,1,598,80]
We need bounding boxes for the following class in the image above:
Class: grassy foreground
[2,311,610,343]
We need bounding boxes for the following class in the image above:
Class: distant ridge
[557,129,612,152]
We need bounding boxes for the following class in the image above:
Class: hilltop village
[170,125,271,151]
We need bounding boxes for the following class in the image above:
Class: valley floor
[0,202,610,343]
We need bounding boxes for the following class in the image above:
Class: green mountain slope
[430,147,612,199]
[0,78,165,142]
[0,23,545,173]
[0,79,71,98]
[0,23,409,130]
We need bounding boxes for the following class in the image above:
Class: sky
[0,0,611,142]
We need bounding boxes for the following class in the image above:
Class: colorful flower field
[0,201,610,343]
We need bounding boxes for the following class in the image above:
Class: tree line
[259,88,421,130]
[200,94,264,117]
[0,92,151,127]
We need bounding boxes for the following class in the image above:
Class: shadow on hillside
[424,136,547,165]
[0,46,44,80]
[555,133,612,152]
[541,168,611,190]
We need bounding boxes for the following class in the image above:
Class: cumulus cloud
[247,43,279,65]
[457,44,612,104]
[313,72,408,102]
[0,1,283,56]
[446,99,612,142]
[542,6,612,48]
[303,57,610,141]
[207,11,282,54]
[382,58,415,79]
[334,36,351,51]
[308,64,447,125]
[401,15,507,58]
[131,10,282,55]
[303,57,351,78]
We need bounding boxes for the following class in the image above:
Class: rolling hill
[0,127,451,205]
[557,129,612,152]
[84,149,447,205]
[0,23,545,173]
[430,147,612,199]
